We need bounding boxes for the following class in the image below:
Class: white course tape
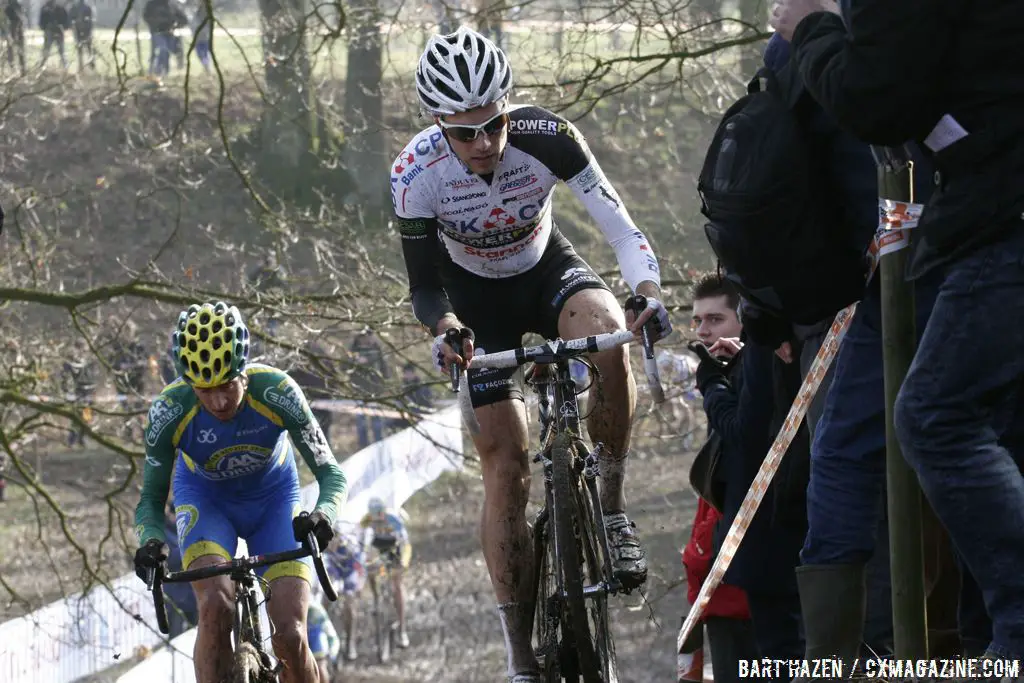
[676,304,857,652]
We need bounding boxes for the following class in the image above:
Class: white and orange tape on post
[676,303,858,652]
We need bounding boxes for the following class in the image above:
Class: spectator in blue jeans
[773,0,1024,662]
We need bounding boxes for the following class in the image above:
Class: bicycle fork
[580,441,620,594]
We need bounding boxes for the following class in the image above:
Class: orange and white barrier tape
[676,303,858,652]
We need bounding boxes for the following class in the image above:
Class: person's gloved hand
[134,538,168,582]
[293,510,334,551]
[738,300,792,349]
[688,341,734,395]
[431,327,475,373]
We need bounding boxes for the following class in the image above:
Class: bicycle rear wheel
[374,574,393,663]
[550,433,601,682]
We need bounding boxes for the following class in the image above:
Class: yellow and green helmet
[171,302,251,388]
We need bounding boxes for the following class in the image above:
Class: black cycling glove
[292,510,334,551]
[134,538,168,582]
[688,341,735,395]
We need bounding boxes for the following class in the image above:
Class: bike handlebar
[145,515,338,635]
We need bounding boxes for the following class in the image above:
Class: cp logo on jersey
[393,152,415,174]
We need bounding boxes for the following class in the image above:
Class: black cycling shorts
[440,229,611,408]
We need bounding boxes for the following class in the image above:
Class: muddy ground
[333,432,700,683]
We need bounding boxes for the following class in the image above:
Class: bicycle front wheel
[230,642,265,683]
[550,433,601,682]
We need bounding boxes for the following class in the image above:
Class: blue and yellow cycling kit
[134,364,347,583]
[360,510,412,568]
[307,601,340,660]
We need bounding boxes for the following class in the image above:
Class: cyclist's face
[692,295,742,345]
[440,102,508,176]
[194,375,247,421]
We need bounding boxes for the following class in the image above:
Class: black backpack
[697,62,867,325]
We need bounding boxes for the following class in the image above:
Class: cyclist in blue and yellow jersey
[324,528,365,661]
[307,589,341,683]
[132,302,347,683]
[360,496,413,648]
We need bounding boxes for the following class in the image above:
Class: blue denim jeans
[356,411,383,449]
[895,225,1024,659]
[800,269,942,651]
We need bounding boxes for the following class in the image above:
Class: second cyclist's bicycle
[145,512,338,683]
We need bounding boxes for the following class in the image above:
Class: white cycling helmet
[416,26,513,116]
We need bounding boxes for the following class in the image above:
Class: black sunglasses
[438,111,509,143]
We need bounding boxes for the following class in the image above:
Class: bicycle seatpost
[444,327,462,393]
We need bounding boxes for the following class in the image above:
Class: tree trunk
[342,0,387,222]
[258,0,318,198]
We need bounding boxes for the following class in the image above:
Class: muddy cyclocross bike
[447,296,664,683]
[145,512,339,683]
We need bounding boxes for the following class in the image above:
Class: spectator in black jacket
[4,0,25,73]
[772,0,1024,662]
[692,280,810,673]
[68,0,94,71]
[39,0,70,68]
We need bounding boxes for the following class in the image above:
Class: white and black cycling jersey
[390,105,661,292]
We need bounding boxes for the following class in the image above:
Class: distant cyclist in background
[325,528,366,661]
[307,583,341,682]
[132,301,347,683]
[360,496,412,648]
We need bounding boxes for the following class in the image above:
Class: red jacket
[682,497,751,620]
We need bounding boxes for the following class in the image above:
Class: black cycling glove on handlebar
[292,510,334,551]
[134,538,168,582]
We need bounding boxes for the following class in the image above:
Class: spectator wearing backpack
[771,0,1024,663]
[689,273,809,672]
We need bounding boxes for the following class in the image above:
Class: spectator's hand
[688,341,734,395]
[708,337,743,359]
[293,510,334,550]
[133,538,168,582]
[770,0,840,41]
[775,341,795,364]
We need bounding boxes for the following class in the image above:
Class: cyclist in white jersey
[391,27,673,683]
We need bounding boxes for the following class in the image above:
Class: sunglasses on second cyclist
[437,111,509,143]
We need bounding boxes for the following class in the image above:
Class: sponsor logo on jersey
[502,186,545,205]
[561,267,589,280]
[463,224,545,259]
[508,118,584,142]
[145,395,184,447]
[482,207,516,230]
[413,130,445,156]
[496,163,530,182]
[552,268,601,307]
[400,165,424,186]
[443,201,490,216]
[237,424,270,437]
[445,177,479,190]
[574,166,599,191]
[204,444,275,480]
[498,174,537,194]
[393,152,415,174]
[197,428,217,444]
[263,379,309,425]
[175,504,199,540]
[299,421,335,466]
[442,190,487,204]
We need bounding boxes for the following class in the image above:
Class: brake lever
[444,328,462,393]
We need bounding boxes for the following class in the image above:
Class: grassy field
[7,20,701,91]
